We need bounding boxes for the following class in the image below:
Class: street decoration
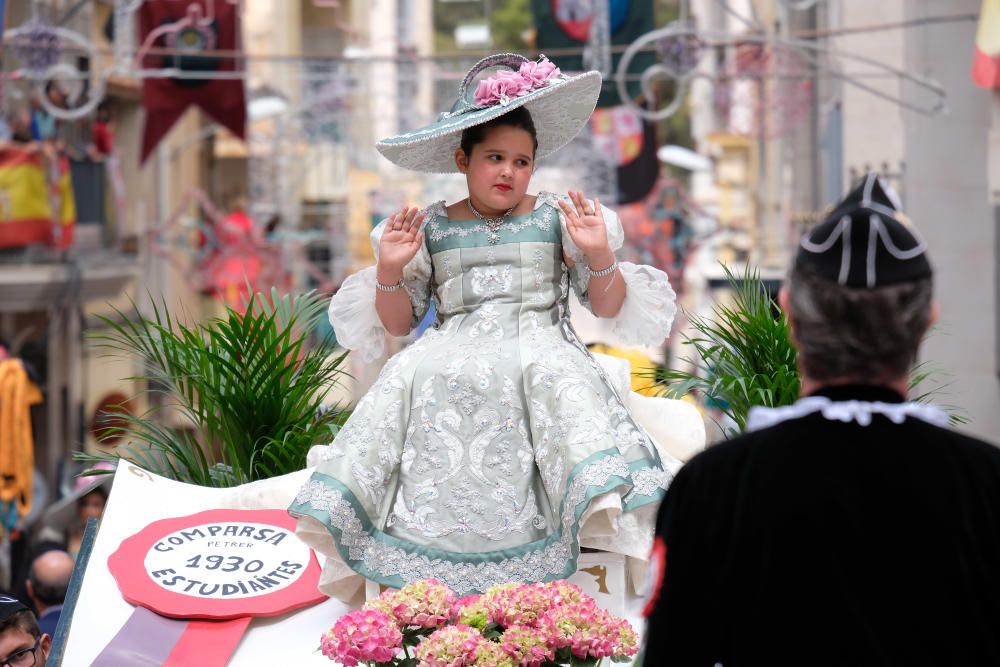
[0,143,76,248]
[532,0,655,108]
[137,0,246,163]
[973,0,1000,89]
[0,358,42,535]
[615,16,947,127]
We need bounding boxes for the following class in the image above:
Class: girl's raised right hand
[378,207,425,272]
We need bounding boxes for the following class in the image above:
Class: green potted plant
[645,265,965,437]
[78,288,349,486]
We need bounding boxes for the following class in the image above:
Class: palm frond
[638,265,799,436]
[640,266,969,434]
[908,360,970,426]
[79,290,349,486]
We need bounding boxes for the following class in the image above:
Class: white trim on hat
[800,215,853,286]
[861,172,877,208]
[376,58,602,173]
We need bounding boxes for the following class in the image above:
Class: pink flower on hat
[518,56,561,88]
[474,69,532,107]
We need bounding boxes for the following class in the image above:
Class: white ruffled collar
[746,395,951,431]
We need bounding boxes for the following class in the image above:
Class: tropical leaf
[640,265,967,435]
[78,290,349,486]
[639,265,799,437]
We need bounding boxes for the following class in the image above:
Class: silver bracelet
[588,260,618,278]
[375,277,405,292]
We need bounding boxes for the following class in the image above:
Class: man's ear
[778,287,797,341]
[928,300,939,328]
[454,148,469,174]
[40,633,52,659]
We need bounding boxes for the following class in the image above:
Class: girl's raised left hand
[558,191,609,257]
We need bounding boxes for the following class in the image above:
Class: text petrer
[153,524,289,552]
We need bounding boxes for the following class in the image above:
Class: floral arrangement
[473,57,562,108]
[320,579,639,667]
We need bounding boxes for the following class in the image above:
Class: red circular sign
[89,392,133,446]
[108,509,326,620]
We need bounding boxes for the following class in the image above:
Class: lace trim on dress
[537,192,676,347]
[291,452,656,594]
[326,206,439,361]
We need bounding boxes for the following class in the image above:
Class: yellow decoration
[0,359,43,523]
[588,343,661,397]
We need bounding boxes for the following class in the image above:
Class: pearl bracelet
[375,277,405,292]
[588,260,618,278]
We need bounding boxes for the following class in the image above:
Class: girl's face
[456,124,534,217]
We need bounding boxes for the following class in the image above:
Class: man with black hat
[0,596,49,667]
[639,173,1000,665]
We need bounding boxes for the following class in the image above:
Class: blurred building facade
[686,0,998,440]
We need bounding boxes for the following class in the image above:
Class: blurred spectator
[25,550,72,637]
[5,110,35,145]
[29,85,61,143]
[35,464,113,561]
[0,596,49,666]
[88,102,114,160]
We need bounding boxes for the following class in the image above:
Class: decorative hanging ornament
[11,18,61,75]
[550,0,630,42]
[655,31,705,79]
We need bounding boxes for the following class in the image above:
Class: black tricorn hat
[794,173,932,288]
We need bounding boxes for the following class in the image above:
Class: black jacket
[641,385,1000,666]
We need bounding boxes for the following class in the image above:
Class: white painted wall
[902,0,1000,441]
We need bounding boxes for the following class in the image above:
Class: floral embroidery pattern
[471,265,513,299]
[294,196,674,594]
[293,454,633,594]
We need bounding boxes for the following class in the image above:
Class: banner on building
[973,0,1000,88]
[139,0,246,163]
[591,104,659,204]
[531,0,655,107]
[0,146,76,249]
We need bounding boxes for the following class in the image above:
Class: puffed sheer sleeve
[326,211,435,363]
[541,192,678,348]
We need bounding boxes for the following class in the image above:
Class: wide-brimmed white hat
[377,53,602,173]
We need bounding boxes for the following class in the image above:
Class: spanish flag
[973,0,1000,88]
[0,146,76,249]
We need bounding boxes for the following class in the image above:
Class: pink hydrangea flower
[474,69,532,107]
[320,608,402,665]
[455,594,489,631]
[540,601,639,660]
[518,56,561,88]
[414,624,483,667]
[542,580,591,608]
[364,579,458,629]
[484,581,563,628]
[498,625,555,667]
[473,640,517,667]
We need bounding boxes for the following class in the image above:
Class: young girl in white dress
[290,54,680,596]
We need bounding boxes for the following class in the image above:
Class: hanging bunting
[138,0,246,163]
[973,0,1000,88]
[531,0,655,107]
[590,104,659,204]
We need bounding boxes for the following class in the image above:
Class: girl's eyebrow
[482,147,533,160]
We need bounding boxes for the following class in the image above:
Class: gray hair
[785,266,933,384]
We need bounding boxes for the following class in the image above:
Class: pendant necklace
[468,199,515,245]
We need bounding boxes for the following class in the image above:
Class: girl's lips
[494,184,512,192]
